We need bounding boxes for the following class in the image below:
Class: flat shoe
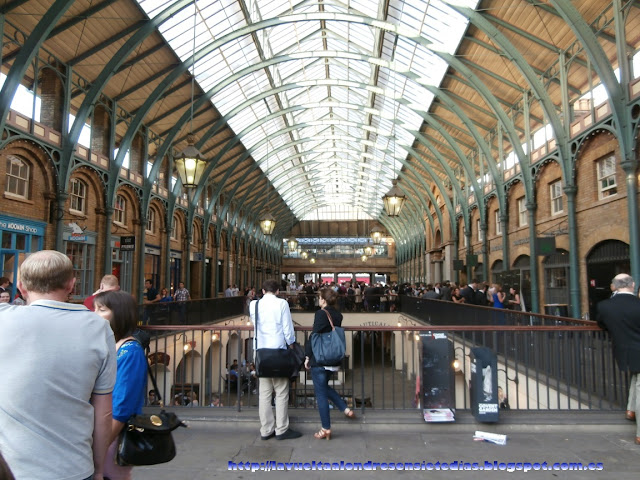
[276,429,302,440]
[261,431,275,440]
[626,410,636,421]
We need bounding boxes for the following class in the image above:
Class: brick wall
[39,67,64,132]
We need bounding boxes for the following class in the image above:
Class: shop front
[0,214,46,299]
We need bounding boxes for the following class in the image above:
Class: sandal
[344,408,356,419]
[314,428,331,440]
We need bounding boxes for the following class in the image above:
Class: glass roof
[137,0,479,221]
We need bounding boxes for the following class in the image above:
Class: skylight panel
[229,107,257,133]
[275,58,309,82]
[329,63,353,82]
[350,0,379,18]
[212,83,242,115]
[258,0,292,19]
[400,2,424,32]
[157,6,192,38]
[138,0,168,17]
[286,36,325,57]
[343,58,371,80]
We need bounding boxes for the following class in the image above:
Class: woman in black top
[304,288,356,440]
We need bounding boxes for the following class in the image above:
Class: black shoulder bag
[116,333,187,466]
[254,299,305,378]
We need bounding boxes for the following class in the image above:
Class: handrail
[141,324,601,332]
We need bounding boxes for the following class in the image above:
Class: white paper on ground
[473,430,507,445]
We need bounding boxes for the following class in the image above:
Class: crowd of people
[279,278,525,313]
[400,279,524,311]
[287,280,399,313]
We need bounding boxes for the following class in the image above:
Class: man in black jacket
[597,273,640,445]
[461,279,478,305]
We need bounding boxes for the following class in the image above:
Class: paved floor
[131,409,640,479]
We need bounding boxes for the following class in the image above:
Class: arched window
[114,194,126,225]
[5,155,29,198]
[69,178,87,214]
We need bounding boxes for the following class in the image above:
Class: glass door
[1,229,41,299]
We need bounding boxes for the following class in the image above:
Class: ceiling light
[382,180,407,216]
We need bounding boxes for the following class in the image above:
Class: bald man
[597,273,640,445]
[83,274,120,310]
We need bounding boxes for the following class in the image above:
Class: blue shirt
[113,340,148,423]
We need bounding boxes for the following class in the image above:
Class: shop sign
[120,236,135,251]
[0,216,45,235]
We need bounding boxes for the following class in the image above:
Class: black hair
[94,290,139,341]
[262,279,279,293]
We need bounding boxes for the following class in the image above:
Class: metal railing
[138,303,627,413]
[140,296,246,326]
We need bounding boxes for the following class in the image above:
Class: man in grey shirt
[0,251,117,480]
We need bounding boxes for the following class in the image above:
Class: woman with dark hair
[94,290,147,480]
[304,288,355,440]
[508,286,522,310]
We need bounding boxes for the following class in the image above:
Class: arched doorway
[542,249,569,307]
[491,259,503,284]
[586,240,630,320]
[205,340,223,404]
[174,350,202,405]
[513,255,531,312]
[226,332,241,367]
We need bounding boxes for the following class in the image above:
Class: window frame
[518,197,528,227]
[114,194,126,225]
[146,209,156,234]
[495,209,502,235]
[69,178,87,215]
[597,155,617,200]
[550,180,563,215]
[5,155,29,199]
[170,216,177,240]
[477,219,483,242]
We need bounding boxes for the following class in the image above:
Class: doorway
[586,240,629,320]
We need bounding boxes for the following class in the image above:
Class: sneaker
[276,429,302,440]
[260,431,276,441]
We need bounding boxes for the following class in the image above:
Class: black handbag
[116,410,186,466]
[253,299,305,378]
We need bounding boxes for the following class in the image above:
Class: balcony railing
[138,298,626,414]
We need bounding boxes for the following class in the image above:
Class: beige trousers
[258,376,290,436]
[627,373,640,437]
